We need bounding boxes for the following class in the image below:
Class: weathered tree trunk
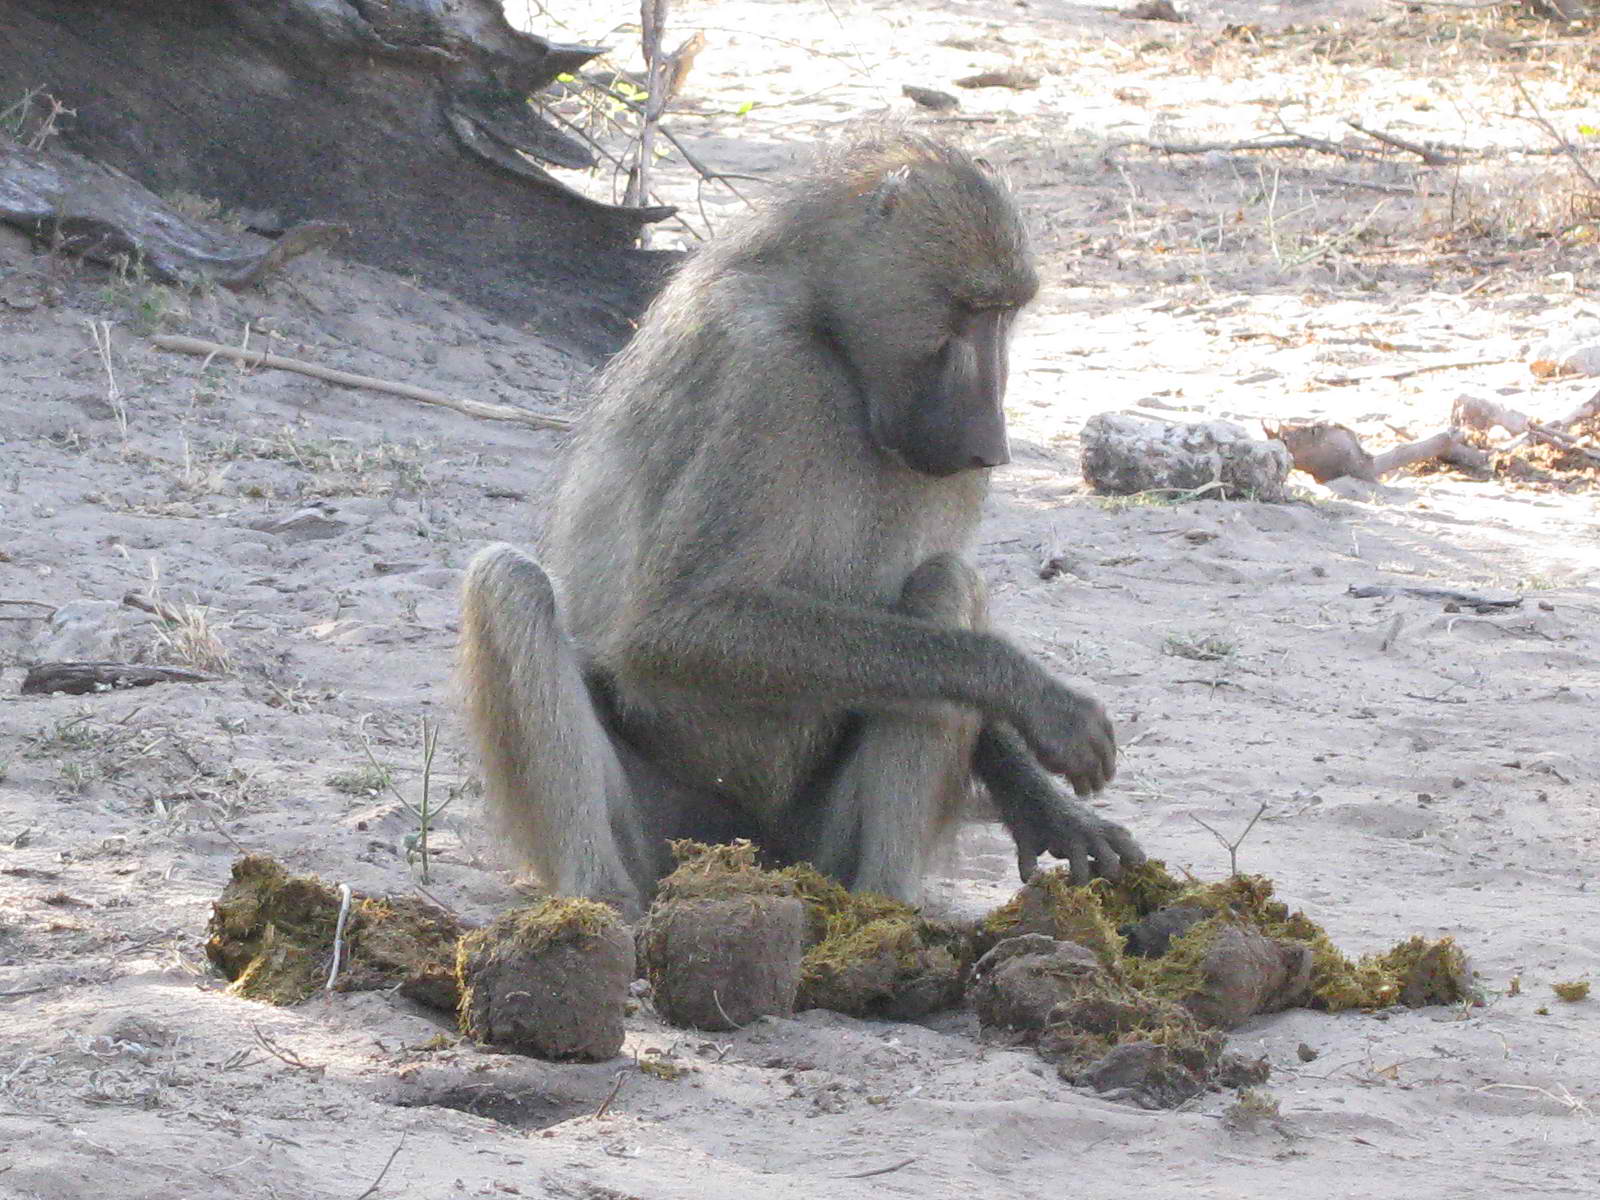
[0,0,675,358]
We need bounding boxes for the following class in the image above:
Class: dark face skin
[883,304,1021,478]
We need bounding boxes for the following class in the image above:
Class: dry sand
[2,0,1598,1196]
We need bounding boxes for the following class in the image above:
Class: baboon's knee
[461,544,560,635]
[898,553,986,628]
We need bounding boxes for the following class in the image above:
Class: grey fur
[459,129,1143,915]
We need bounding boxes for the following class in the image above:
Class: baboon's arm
[615,585,1116,794]
[974,722,1144,884]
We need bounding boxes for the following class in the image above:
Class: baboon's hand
[1012,798,1146,887]
[1015,682,1117,797]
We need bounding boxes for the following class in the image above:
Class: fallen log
[21,661,216,696]
[1347,585,1523,614]
[1264,420,1489,483]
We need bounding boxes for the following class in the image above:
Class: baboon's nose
[971,437,1010,470]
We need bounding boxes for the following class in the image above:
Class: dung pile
[976,862,1473,1107]
[206,854,463,1008]
[639,841,972,1027]
[638,841,807,1030]
[458,898,633,1060]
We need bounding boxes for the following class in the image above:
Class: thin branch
[1109,133,1378,162]
[626,0,670,243]
[593,1069,627,1119]
[354,1137,407,1200]
[251,1026,322,1073]
[584,78,761,206]
[325,883,353,991]
[1190,802,1269,877]
[151,336,571,432]
[1344,119,1459,166]
[836,1157,918,1180]
[1514,76,1600,194]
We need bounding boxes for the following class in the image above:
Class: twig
[251,1026,323,1073]
[1514,76,1600,195]
[1323,175,1419,195]
[354,1136,407,1200]
[411,882,456,914]
[1190,802,1269,877]
[0,599,55,622]
[1315,358,1511,386]
[836,1157,918,1180]
[151,335,572,432]
[1110,133,1377,162]
[325,883,353,991]
[121,590,184,624]
[593,1069,627,1119]
[584,79,761,206]
[88,320,126,439]
[1280,197,1391,268]
[199,804,249,856]
[1348,584,1522,612]
[1344,120,1458,166]
[626,0,670,243]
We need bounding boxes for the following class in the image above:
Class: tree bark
[0,0,676,358]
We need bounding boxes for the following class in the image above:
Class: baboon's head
[783,132,1039,477]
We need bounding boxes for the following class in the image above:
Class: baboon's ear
[973,156,996,175]
[870,166,912,218]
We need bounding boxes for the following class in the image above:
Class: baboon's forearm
[614,587,1040,719]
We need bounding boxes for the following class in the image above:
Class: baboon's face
[877,300,1024,477]
[826,159,1037,480]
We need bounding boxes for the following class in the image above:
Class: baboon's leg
[807,554,986,901]
[458,544,651,913]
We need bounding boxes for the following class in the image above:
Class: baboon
[460,129,1144,916]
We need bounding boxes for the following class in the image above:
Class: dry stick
[151,335,571,432]
[1454,392,1600,467]
[325,883,353,991]
[536,102,700,244]
[252,1025,322,1072]
[121,590,184,624]
[1191,801,1269,878]
[836,1157,918,1180]
[1110,133,1378,162]
[199,805,249,856]
[1370,429,1490,476]
[1514,76,1600,194]
[586,78,762,203]
[1344,119,1459,167]
[0,599,55,622]
[593,1069,627,1119]
[1316,358,1512,386]
[1454,390,1600,436]
[354,1136,407,1200]
[627,0,670,243]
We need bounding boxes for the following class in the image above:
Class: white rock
[1079,413,1291,501]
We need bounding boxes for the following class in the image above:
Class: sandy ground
[3,0,1599,1196]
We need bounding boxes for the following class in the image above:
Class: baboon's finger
[1065,836,1092,886]
[1086,828,1122,881]
[1103,820,1145,867]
